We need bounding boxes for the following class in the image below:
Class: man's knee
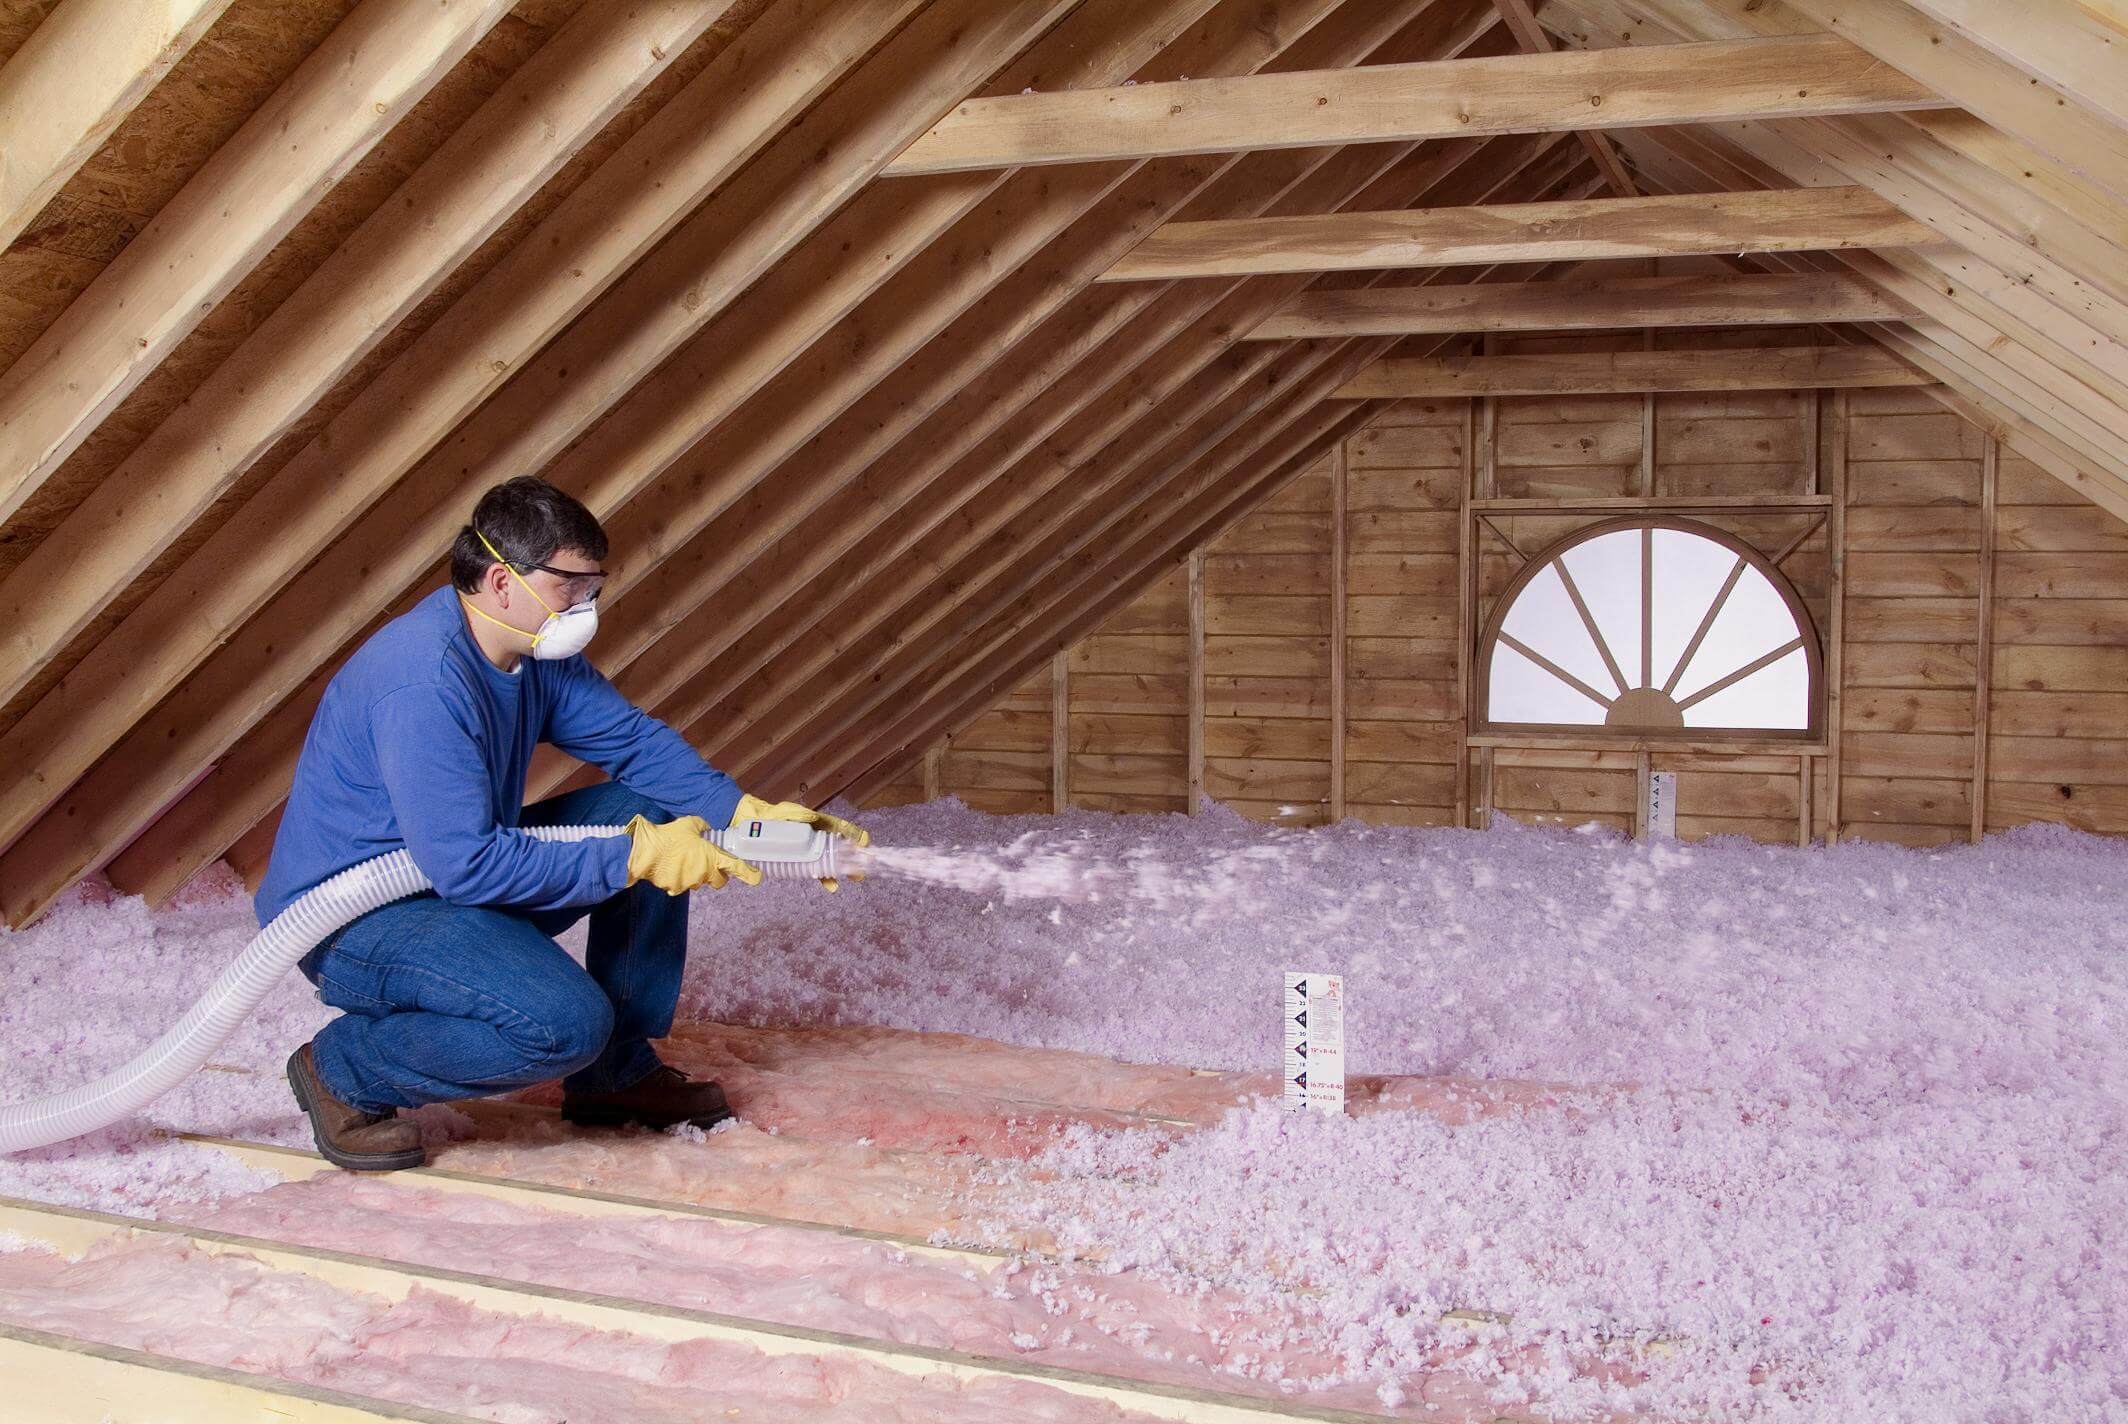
[539,986,615,1073]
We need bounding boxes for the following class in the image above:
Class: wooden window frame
[1473,515,1826,745]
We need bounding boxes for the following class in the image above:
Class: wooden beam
[582,108,1510,749]
[883,32,1940,174]
[1329,438,1348,820]
[0,0,235,251]
[1972,433,1997,844]
[1052,651,1070,811]
[1100,186,1934,281]
[1455,397,1475,825]
[1489,0,1636,196]
[1896,0,2128,138]
[1334,344,1927,397]
[812,258,1611,805]
[0,0,515,526]
[0,1320,478,1424]
[0,1195,1351,1424]
[1780,0,2128,203]
[1638,328,1657,496]
[1,0,1075,928]
[1250,270,1908,338]
[1826,389,1848,842]
[1553,0,2128,330]
[0,0,728,711]
[521,0,1381,696]
[1187,549,1205,811]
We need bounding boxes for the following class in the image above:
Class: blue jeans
[295,781,687,1114]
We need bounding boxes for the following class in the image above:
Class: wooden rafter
[0,0,730,711]
[532,2,1493,740]
[0,0,920,873]
[1249,271,1909,337]
[709,141,1591,798]
[1895,0,2128,136]
[2,0,1081,926]
[1609,117,2128,516]
[1778,0,2128,201]
[0,0,516,526]
[830,397,1389,805]
[0,0,235,251]
[744,167,1602,800]
[1539,0,2128,518]
[8,0,2128,906]
[1099,186,1935,281]
[881,32,1940,173]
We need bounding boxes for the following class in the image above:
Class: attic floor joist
[0,1194,1387,1424]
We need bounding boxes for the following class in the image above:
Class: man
[254,475,866,1171]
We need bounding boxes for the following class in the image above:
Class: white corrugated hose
[0,821,841,1153]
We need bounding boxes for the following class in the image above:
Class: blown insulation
[0,800,2118,1420]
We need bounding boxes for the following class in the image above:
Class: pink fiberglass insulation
[0,799,2122,1419]
[0,1234,1194,1423]
[176,1170,1545,1416]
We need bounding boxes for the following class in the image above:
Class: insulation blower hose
[0,821,840,1154]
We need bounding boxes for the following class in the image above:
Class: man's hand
[624,813,761,894]
[731,792,868,892]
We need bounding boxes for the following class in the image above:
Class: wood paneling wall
[873,360,2128,847]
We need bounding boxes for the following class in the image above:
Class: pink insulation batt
[0,798,2121,1421]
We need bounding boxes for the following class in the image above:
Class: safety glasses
[511,558,606,605]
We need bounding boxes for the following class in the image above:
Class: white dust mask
[461,526,601,660]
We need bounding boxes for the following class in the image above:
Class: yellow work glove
[731,792,869,892]
[623,813,762,894]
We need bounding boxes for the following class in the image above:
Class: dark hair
[450,476,608,593]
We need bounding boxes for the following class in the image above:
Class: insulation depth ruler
[1282,971,1345,1114]
[1645,770,1677,840]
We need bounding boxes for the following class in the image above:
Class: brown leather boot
[560,1061,732,1130]
[285,1042,426,1171]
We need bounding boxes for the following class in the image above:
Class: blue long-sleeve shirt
[252,584,744,927]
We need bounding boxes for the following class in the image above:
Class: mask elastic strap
[463,525,558,648]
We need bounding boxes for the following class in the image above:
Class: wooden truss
[0,0,2122,917]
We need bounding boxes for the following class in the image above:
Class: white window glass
[1484,521,1815,735]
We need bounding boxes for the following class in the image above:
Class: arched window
[1476,519,1822,738]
